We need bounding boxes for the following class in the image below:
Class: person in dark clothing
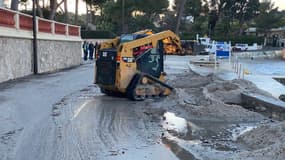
[82,41,88,61]
[94,41,98,60]
[88,42,95,60]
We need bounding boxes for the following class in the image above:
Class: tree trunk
[175,0,186,34]
[75,0,79,24]
[11,0,19,11]
[85,2,89,30]
[49,0,64,20]
[36,0,44,18]
[49,0,57,20]
[239,19,244,36]
[64,0,69,23]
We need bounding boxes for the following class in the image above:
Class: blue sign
[216,50,230,57]
[215,41,230,58]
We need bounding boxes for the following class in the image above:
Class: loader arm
[118,30,182,57]
[99,37,120,50]
[133,29,153,35]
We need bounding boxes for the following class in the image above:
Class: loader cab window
[120,34,134,43]
[120,34,148,44]
[136,41,163,78]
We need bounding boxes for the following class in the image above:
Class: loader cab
[136,40,164,78]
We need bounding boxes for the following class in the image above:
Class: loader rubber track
[126,73,173,101]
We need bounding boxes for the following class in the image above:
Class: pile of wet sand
[164,69,285,160]
[166,71,266,122]
[235,121,285,160]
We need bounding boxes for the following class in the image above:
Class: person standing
[88,41,95,60]
[94,41,98,60]
[83,41,89,61]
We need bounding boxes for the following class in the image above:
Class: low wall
[0,7,82,83]
[234,50,282,59]
[241,92,285,120]
[0,37,33,82]
[38,40,82,73]
[0,37,82,83]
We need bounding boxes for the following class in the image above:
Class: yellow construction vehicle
[95,30,180,100]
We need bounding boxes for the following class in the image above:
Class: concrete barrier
[241,92,285,120]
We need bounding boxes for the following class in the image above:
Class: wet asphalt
[1,56,279,160]
[0,56,190,160]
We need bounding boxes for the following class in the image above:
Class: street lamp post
[32,0,38,74]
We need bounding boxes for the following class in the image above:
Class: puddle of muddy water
[161,112,262,159]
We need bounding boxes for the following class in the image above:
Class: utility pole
[32,0,38,74]
[122,0,125,34]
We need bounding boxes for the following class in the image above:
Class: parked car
[232,44,248,51]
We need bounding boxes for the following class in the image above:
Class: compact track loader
[94,30,181,100]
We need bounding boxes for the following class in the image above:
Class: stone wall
[0,37,33,83]
[0,37,82,83]
[0,7,82,83]
[38,40,82,73]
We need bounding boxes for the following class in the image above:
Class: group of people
[82,41,99,61]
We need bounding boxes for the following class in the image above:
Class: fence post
[243,68,245,79]
[14,12,19,29]
[78,26,81,37]
[51,21,55,34]
[236,60,239,74]
[65,24,69,36]
[214,41,217,70]
[238,64,242,79]
[229,41,231,65]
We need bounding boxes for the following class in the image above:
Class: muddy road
[1,56,285,160]
[16,93,175,160]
